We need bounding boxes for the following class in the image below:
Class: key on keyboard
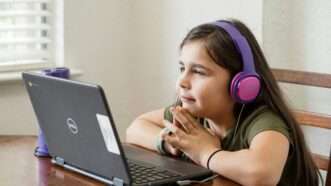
[127,159,181,185]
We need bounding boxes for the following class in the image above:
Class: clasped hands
[161,106,221,167]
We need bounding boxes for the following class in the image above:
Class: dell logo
[66,118,78,134]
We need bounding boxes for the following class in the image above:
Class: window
[0,0,63,72]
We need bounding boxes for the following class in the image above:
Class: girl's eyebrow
[179,61,211,72]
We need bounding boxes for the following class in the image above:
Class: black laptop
[22,72,212,186]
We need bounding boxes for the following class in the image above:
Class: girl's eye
[179,67,206,75]
[192,69,205,75]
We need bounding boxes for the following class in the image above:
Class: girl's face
[176,41,235,119]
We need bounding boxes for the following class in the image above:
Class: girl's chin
[181,104,201,117]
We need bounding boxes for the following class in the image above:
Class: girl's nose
[178,73,191,89]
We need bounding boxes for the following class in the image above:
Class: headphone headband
[212,21,255,73]
[211,20,261,104]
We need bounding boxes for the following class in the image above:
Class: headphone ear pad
[230,72,261,103]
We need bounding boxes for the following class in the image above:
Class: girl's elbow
[125,120,139,143]
[245,166,280,186]
[125,125,133,143]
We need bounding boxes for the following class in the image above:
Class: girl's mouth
[181,96,196,103]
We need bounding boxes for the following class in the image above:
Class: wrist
[155,128,171,155]
[202,147,222,169]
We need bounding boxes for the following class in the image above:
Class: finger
[163,119,177,134]
[163,119,186,138]
[173,119,186,133]
[172,107,192,131]
[170,107,186,132]
[162,120,174,135]
[163,141,182,156]
[160,130,172,140]
[206,127,216,136]
[172,108,195,133]
[171,123,186,138]
[164,135,181,149]
[180,108,200,129]
[180,108,206,132]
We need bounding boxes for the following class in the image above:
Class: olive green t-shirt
[164,105,295,186]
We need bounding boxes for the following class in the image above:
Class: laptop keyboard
[127,159,181,185]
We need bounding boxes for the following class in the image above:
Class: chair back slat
[272,68,331,88]
[271,68,331,174]
[312,153,329,171]
[293,110,331,129]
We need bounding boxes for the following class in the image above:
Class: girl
[126,19,321,186]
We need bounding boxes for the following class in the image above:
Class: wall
[263,0,331,180]
[127,0,263,122]
[63,0,131,139]
[0,0,131,137]
[0,0,263,140]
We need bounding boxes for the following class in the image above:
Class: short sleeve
[246,111,292,146]
[164,105,173,122]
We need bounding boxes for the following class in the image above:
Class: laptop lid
[22,72,131,184]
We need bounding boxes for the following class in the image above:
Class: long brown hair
[179,19,322,186]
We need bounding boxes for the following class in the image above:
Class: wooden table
[0,136,239,186]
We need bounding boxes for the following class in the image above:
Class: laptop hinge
[55,156,65,166]
[113,177,124,186]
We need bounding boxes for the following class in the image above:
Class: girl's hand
[164,106,221,167]
[163,140,182,157]
[159,125,183,157]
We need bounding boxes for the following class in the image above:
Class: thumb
[163,138,182,157]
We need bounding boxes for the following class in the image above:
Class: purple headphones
[212,21,261,104]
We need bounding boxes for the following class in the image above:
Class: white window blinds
[0,0,58,71]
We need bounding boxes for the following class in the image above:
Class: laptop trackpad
[122,144,210,176]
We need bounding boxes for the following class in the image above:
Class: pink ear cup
[212,21,261,103]
[230,72,261,103]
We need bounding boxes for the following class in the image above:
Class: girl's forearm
[205,149,278,186]
[126,119,162,151]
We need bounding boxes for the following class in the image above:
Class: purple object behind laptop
[34,67,70,157]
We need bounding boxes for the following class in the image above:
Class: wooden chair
[327,150,331,185]
[272,68,331,185]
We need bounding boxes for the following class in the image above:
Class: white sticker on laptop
[96,113,120,155]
